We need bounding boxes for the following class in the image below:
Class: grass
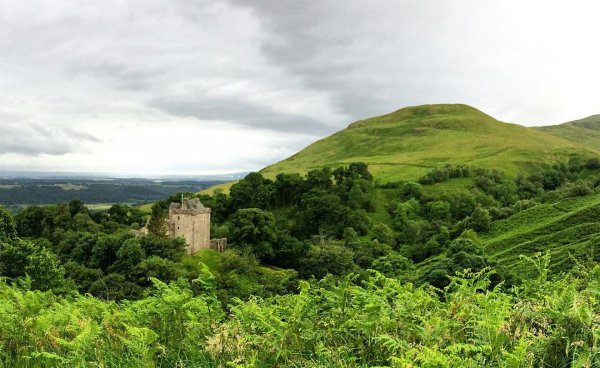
[259,104,599,183]
[182,249,223,272]
[538,114,600,150]
[86,203,114,211]
[54,183,87,191]
[482,192,600,276]
[199,180,238,195]
[136,202,154,213]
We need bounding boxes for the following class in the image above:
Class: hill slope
[261,104,598,182]
[537,114,600,151]
[482,192,600,276]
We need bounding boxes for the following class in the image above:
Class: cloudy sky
[0,0,599,176]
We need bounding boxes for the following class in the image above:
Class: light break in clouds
[0,0,599,175]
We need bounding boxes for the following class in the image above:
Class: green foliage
[419,164,471,184]
[468,206,491,232]
[299,241,356,279]
[399,181,424,199]
[0,239,67,292]
[230,208,278,260]
[24,247,66,291]
[215,250,298,303]
[371,222,396,247]
[372,252,414,278]
[0,206,17,242]
[3,264,600,366]
[230,172,274,210]
[147,202,167,236]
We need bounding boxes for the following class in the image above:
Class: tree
[230,208,278,260]
[68,199,87,217]
[426,200,451,222]
[447,191,477,219]
[110,238,145,275]
[371,223,396,247]
[139,234,186,262]
[270,231,308,268]
[199,189,230,223]
[353,239,391,269]
[108,204,130,224]
[299,242,355,279]
[469,206,491,232]
[25,247,66,291]
[400,181,423,200]
[273,173,306,207]
[89,273,142,300]
[63,261,103,293]
[41,204,73,242]
[230,172,274,210]
[0,239,37,278]
[73,213,102,233]
[131,256,189,287]
[297,190,348,238]
[148,202,167,236]
[0,206,17,242]
[306,167,333,191]
[372,253,413,278]
[90,233,125,271]
[15,206,46,238]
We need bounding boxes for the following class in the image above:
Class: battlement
[170,208,211,215]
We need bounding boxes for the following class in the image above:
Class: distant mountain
[261,104,598,182]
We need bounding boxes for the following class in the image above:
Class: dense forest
[2,158,600,366]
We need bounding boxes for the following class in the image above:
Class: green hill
[261,104,598,182]
[482,192,600,276]
[537,114,600,151]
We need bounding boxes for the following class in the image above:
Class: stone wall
[169,209,211,254]
[210,238,227,252]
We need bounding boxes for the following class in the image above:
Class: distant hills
[261,104,600,182]
[0,171,248,181]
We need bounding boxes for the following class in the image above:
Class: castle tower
[168,198,211,254]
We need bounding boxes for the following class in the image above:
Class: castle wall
[169,209,211,254]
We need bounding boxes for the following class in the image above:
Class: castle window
[177,216,180,220]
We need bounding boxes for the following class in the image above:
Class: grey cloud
[225,0,407,119]
[0,120,99,156]
[226,0,600,124]
[69,61,165,92]
[66,130,102,143]
[152,95,332,135]
[0,124,70,155]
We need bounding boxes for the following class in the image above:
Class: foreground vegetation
[1,258,600,367]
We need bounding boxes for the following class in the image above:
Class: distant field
[0,178,226,210]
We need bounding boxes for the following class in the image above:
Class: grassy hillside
[261,104,598,183]
[483,192,600,276]
[537,114,600,150]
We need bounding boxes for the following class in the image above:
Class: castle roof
[170,198,205,211]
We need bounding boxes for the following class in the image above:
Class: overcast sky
[0,0,599,176]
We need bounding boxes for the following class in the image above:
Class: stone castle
[166,198,226,254]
